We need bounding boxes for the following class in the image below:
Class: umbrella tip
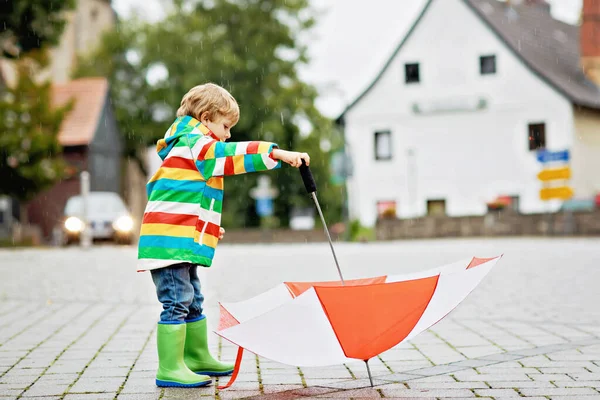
[364,359,374,387]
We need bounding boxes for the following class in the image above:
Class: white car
[61,192,135,245]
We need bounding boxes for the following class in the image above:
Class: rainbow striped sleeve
[197,140,281,177]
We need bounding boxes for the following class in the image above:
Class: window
[480,55,496,75]
[405,63,420,84]
[374,131,392,160]
[528,123,546,151]
[427,199,446,216]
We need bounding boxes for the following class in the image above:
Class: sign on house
[537,149,573,201]
[536,149,569,163]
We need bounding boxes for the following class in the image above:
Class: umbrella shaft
[311,192,345,285]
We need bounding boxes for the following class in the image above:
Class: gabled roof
[340,0,600,120]
[52,77,109,146]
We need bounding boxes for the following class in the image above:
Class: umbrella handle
[299,160,317,193]
[298,160,345,285]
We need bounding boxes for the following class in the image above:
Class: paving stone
[473,388,521,397]
[377,372,424,383]
[528,373,575,381]
[0,388,21,398]
[262,384,304,393]
[21,381,70,397]
[410,365,466,376]
[476,366,540,374]
[116,393,161,400]
[119,377,161,394]
[317,379,388,390]
[478,353,523,362]
[450,359,494,368]
[8,368,45,376]
[456,346,504,358]
[379,386,476,398]
[408,381,488,389]
[487,380,556,388]
[454,372,532,382]
[300,367,353,379]
[259,373,303,385]
[161,386,215,399]
[538,367,592,374]
[409,375,457,383]
[552,381,600,388]
[63,393,117,399]
[290,387,338,396]
[0,375,38,385]
[308,387,382,398]
[218,390,262,399]
[216,380,259,390]
[520,387,600,396]
[68,377,125,393]
[15,397,61,400]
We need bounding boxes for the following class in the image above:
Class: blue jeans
[151,263,205,324]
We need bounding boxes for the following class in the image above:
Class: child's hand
[272,149,310,168]
[219,227,225,240]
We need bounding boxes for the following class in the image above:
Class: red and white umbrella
[216,256,500,388]
[215,163,501,388]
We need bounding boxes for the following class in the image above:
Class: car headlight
[113,216,134,232]
[65,217,84,233]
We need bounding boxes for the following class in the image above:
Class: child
[137,83,310,388]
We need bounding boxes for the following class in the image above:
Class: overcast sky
[112,0,583,118]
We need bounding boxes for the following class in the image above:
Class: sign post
[536,149,573,235]
[80,171,92,248]
[250,176,279,227]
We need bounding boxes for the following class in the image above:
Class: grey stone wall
[375,210,600,240]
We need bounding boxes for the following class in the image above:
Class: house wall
[49,0,115,83]
[343,0,574,227]
[571,107,600,198]
[89,94,122,193]
[27,149,88,239]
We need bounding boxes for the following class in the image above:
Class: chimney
[581,0,600,85]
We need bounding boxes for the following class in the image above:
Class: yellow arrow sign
[540,186,574,200]
[537,167,571,181]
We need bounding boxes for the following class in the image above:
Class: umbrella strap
[217,347,244,390]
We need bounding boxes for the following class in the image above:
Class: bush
[348,219,375,242]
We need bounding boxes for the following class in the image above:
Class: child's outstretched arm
[196,139,309,177]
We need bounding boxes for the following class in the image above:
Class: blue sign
[537,149,569,163]
[256,198,273,217]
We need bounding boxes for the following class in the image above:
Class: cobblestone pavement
[1,238,600,399]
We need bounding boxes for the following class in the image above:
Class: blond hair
[176,83,239,123]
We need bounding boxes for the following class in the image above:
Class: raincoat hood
[155,116,219,161]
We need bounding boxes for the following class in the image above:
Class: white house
[338,0,600,227]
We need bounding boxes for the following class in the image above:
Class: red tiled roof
[52,77,108,146]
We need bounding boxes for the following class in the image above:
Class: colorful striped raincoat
[137,115,280,271]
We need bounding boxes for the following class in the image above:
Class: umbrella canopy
[215,255,501,387]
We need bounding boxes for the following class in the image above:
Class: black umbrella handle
[299,160,317,194]
[298,158,345,285]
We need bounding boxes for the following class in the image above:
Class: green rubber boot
[184,317,234,376]
[155,323,212,387]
